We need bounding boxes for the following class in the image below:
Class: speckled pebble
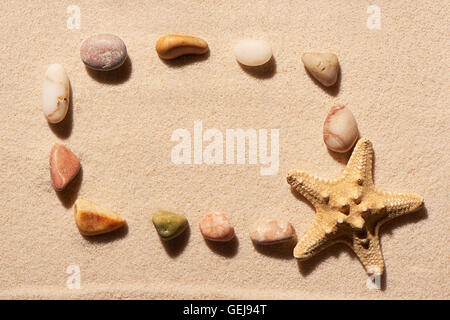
[200,212,235,242]
[250,218,295,245]
[80,34,127,71]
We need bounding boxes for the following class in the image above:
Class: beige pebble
[302,52,339,87]
[199,212,235,242]
[49,144,80,191]
[155,34,209,60]
[74,199,126,236]
[42,64,70,123]
[250,218,294,245]
[323,105,359,153]
[234,39,272,66]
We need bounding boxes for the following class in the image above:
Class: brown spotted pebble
[199,212,235,242]
[80,34,127,71]
[250,218,295,245]
[74,199,126,236]
[49,144,81,191]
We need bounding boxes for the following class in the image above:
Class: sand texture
[0,1,449,299]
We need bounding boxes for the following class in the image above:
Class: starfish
[287,138,423,275]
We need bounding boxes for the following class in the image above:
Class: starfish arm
[350,235,385,275]
[287,170,331,205]
[342,137,374,186]
[294,219,335,259]
[378,190,424,219]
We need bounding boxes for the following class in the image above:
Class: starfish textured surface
[287,138,424,275]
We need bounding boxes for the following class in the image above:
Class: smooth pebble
[49,144,81,191]
[302,52,339,87]
[200,212,235,242]
[156,34,209,60]
[42,64,70,123]
[152,210,188,241]
[323,105,359,153]
[250,218,295,245]
[74,199,126,236]
[234,39,272,67]
[80,34,127,71]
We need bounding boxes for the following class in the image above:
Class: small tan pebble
[199,212,235,242]
[302,52,339,87]
[234,39,272,67]
[155,34,209,60]
[42,64,70,123]
[80,34,127,71]
[74,199,126,236]
[323,105,359,153]
[49,144,80,191]
[250,218,295,245]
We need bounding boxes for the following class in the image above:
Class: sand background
[0,1,448,299]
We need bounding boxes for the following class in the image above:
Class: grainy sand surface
[0,1,448,299]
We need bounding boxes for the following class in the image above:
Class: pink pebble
[250,218,295,245]
[200,212,235,242]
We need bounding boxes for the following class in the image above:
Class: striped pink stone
[323,105,359,153]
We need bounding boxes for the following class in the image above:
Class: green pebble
[152,210,188,241]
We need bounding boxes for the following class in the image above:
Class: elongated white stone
[234,40,272,67]
[42,64,70,123]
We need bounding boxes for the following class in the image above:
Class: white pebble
[323,105,359,153]
[42,64,70,123]
[234,40,272,67]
